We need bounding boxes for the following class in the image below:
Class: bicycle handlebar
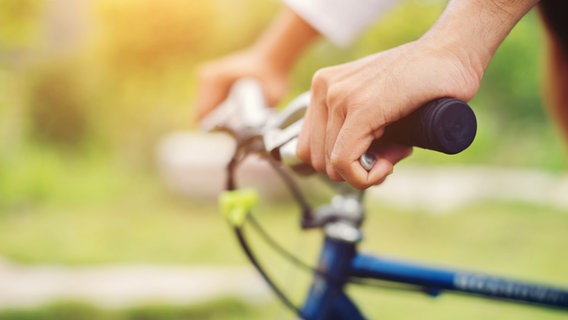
[360,98,477,170]
[202,78,477,175]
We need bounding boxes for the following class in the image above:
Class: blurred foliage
[0,0,564,219]
[0,0,565,314]
[0,0,44,48]
[0,2,566,317]
[0,0,566,258]
[95,0,216,72]
[29,63,89,147]
[1,0,279,158]
[0,0,281,210]
[0,0,563,167]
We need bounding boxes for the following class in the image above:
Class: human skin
[540,9,568,145]
[194,4,415,187]
[195,0,542,189]
[296,0,540,189]
[194,9,320,121]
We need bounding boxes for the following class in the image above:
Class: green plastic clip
[219,189,259,227]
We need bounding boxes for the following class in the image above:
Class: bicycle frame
[301,234,568,320]
[227,185,568,320]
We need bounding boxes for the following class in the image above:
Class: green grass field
[0,151,566,319]
[1,1,567,318]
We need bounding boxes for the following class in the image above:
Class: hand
[194,49,289,121]
[297,40,482,189]
[194,9,319,121]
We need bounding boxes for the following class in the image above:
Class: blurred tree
[0,0,554,170]
[0,0,44,154]
[29,64,89,147]
[95,0,218,72]
[82,0,280,165]
[0,0,43,49]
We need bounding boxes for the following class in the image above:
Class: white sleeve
[283,0,398,46]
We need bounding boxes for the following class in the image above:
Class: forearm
[252,8,320,73]
[421,0,539,81]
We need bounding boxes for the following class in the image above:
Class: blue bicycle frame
[301,235,568,320]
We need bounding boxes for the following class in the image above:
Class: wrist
[420,0,538,81]
[251,8,320,74]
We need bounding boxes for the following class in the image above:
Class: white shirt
[283,0,398,46]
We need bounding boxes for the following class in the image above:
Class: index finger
[328,113,379,189]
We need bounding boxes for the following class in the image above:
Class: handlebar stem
[305,194,366,242]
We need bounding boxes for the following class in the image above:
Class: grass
[1,195,565,319]
[0,179,245,266]
[0,299,280,320]
[0,145,567,319]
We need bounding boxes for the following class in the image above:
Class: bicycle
[201,78,568,319]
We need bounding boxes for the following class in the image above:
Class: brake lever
[263,92,381,174]
[200,78,273,134]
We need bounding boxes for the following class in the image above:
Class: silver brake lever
[263,92,310,151]
[200,78,272,132]
[263,90,377,174]
[263,93,364,197]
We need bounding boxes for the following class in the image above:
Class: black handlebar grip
[361,98,477,171]
[382,98,477,154]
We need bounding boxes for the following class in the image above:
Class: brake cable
[221,144,425,318]
[222,146,305,316]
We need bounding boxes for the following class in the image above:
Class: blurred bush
[96,0,216,72]
[0,0,281,208]
[0,0,43,48]
[29,63,89,147]
[87,0,279,164]
[0,0,564,180]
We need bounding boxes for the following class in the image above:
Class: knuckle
[311,152,326,173]
[329,154,353,181]
[295,140,310,163]
[356,184,368,191]
[326,85,342,109]
[311,68,326,82]
[311,68,332,93]
[329,152,348,170]
[328,173,343,182]
[351,180,369,191]
[325,163,342,182]
[297,151,310,165]
[312,159,326,173]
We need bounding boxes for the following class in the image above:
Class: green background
[0,0,566,319]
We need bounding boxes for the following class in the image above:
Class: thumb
[194,79,232,122]
[261,77,289,107]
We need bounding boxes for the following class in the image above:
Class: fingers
[330,112,412,189]
[263,77,289,108]
[194,55,290,123]
[297,72,328,173]
[324,87,348,181]
[359,144,413,189]
[301,113,412,189]
[194,64,233,122]
[297,66,413,189]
